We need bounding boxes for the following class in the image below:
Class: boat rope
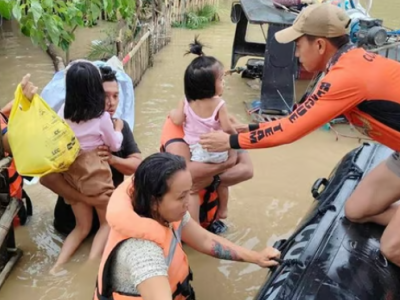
[272,257,303,267]
[266,258,304,292]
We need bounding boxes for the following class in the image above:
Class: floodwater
[0,1,399,299]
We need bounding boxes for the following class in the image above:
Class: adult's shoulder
[121,119,132,133]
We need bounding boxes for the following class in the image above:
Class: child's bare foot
[49,265,68,276]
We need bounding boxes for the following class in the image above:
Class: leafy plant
[0,0,137,63]
[172,4,220,30]
[87,40,116,61]
[86,27,117,60]
[0,0,12,19]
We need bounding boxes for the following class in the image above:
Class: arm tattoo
[210,239,243,261]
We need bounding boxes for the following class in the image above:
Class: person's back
[59,108,122,152]
[183,97,226,145]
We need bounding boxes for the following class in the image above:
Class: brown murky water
[0,1,399,299]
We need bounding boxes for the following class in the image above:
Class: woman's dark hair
[305,34,350,49]
[64,62,105,123]
[184,36,223,101]
[100,66,118,83]
[132,152,187,222]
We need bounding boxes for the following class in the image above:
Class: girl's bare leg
[88,205,109,260]
[51,201,92,273]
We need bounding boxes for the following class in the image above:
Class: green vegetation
[0,0,137,62]
[172,4,220,30]
[86,33,116,61]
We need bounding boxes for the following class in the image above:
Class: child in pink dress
[170,37,237,221]
[51,61,123,273]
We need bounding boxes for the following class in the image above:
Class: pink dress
[58,104,123,152]
[183,99,228,163]
[58,105,123,202]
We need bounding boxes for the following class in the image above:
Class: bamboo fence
[122,1,173,86]
[123,28,153,87]
[115,0,219,85]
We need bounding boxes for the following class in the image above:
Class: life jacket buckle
[210,175,221,192]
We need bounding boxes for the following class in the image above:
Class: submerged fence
[122,0,218,85]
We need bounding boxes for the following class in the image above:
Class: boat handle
[373,249,388,268]
[311,178,329,199]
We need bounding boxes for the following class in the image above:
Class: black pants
[53,196,100,236]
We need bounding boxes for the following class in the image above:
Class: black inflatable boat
[256,142,400,300]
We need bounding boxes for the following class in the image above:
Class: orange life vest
[94,180,194,300]
[160,117,219,229]
[0,113,23,199]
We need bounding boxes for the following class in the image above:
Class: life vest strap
[199,175,221,225]
[160,138,186,152]
[8,171,19,184]
[171,268,195,300]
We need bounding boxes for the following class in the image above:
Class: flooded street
[0,1,399,299]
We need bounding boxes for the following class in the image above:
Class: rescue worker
[95,152,280,300]
[198,3,400,266]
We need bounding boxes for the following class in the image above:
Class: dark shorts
[386,152,400,177]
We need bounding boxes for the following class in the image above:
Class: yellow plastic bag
[8,84,80,177]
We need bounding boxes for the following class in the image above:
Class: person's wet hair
[132,152,186,222]
[64,62,105,123]
[305,34,350,49]
[100,66,118,83]
[184,36,223,102]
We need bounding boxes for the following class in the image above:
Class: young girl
[170,37,237,221]
[51,61,123,273]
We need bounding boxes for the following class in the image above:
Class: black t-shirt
[110,120,141,187]
[54,119,141,235]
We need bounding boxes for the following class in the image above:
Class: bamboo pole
[118,0,173,85]
[0,248,23,289]
[0,198,20,247]
[122,30,152,66]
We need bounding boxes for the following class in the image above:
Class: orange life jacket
[159,117,219,229]
[94,180,194,300]
[0,113,23,199]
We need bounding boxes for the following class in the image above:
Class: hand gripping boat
[256,142,400,300]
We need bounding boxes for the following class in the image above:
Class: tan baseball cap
[275,3,351,44]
